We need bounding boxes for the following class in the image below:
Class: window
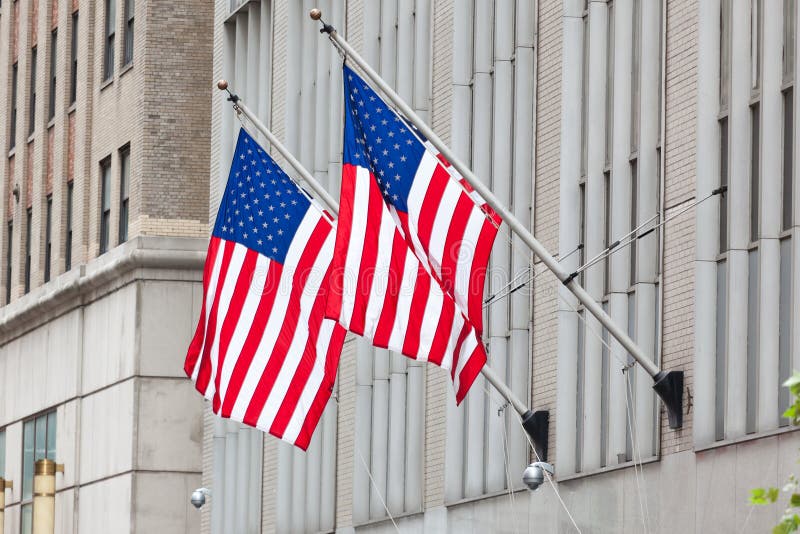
[24,208,31,293]
[44,195,52,282]
[49,30,57,121]
[579,178,586,286]
[751,0,762,90]
[100,158,111,254]
[750,103,760,242]
[123,0,134,66]
[21,411,56,534]
[119,145,130,242]
[784,0,796,83]
[604,170,611,294]
[715,259,728,441]
[779,237,793,423]
[6,222,12,304]
[104,0,116,80]
[29,47,37,135]
[65,181,73,270]
[631,0,641,150]
[605,0,615,167]
[720,0,731,109]
[70,12,78,105]
[10,63,18,150]
[783,89,794,231]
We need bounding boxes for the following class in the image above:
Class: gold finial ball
[309,8,322,20]
[217,79,229,90]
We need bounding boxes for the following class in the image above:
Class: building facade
[0,0,213,532]
[200,0,800,532]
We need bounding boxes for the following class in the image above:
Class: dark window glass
[44,195,52,282]
[104,0,116,80]
[119,146,130,242]
[21,412,56,534]
[70,12,78,105]
[100,158,111,254]
[49,30,57,121]
[24,208,31,293]
[65,182,73,270]
[123,0,134,66]
[29,47,37,135]
[10,63,18,149]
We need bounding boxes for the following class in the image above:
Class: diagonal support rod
[308,8,683,430]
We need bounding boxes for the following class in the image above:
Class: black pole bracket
[521,410,549,462]
[652,370,684,429]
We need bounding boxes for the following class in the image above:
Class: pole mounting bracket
[521,410,549,462]
[652,370,684,429]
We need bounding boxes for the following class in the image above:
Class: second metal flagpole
[308,9,683,429]
[216,82,551,457]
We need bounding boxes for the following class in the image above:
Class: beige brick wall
[660,0,698,454]
[0,0,212,308]
[532,0,562,466]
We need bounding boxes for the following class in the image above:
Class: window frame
[20,410,57,534]
[24,207,31,293]
[119,144,130,243]
[48,29,57,122]
[44,194,52,282]
[65,181,73,270]
[123,0,134,66]
[29,46,37,136]
[103,0,116,81]
[100,157,112,254]
[69,11,78,105]
[10,62,18,150]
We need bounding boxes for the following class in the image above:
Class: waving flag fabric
[325,67,490,403]
[185,128,345,450]
[336,65,500,334]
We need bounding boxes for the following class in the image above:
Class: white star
[400,155,407,162]
[267,234,273,240]
[222,225,228,232]
[257,239,263,245]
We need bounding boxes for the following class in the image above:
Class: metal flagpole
[216,82,552,458]
[308,8,683,429]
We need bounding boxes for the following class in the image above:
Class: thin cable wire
[626,372,651,533]
[356,448,401,533]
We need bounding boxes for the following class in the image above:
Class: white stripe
[415,282,444,362]
[339,166,371,328]
[281,318,337,443]
[256,224,336,431]
[439,311,466,373]
[454,209,486,316]
[216,252,270,407]
[229,210,325,421]
[362,210,398,336]
[204,242,248,398]
[387,249,420,350]
[191,239,226,382]
[406,150,439,229]
[453,331,479,392]
[427,179,462,274]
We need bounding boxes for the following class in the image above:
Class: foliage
[749,372,800,533]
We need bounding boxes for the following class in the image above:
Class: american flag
[336,65,500,334]
[185,128,346,450]
[325,66,494,403]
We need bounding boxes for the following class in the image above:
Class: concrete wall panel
[79,379,135,483]
[77,474,132,534]
[136,377,203,472]
[81,283,137,393]
[138,280,199,377]
[133,471,202,534]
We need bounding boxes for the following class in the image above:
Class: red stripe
[415,163,450,252]
[324,164,358,322]
[268,271,332,438]
[293,323,347,450]
[184,237,221,377]
[219,261,283,418]
[450,322,472,381]
[242,218,332,427]
[467,220,498,335]
[439,193,473,298]
[401,264,431,358]
[455,340,487,404]
[212,248,259,412]
[373,233,408,347]
[427,296,456,367]
[195,240,236,395]
[348,174,384,335]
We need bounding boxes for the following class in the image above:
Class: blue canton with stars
[342,65,426,214]
[213,128,313,265]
